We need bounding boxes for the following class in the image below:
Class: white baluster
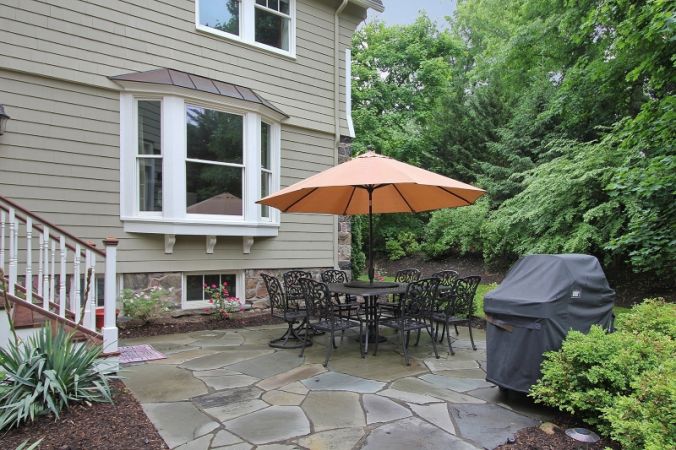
[72,243,81,322]
[83,250,94,329]
[102,238,119,353]
[8,209,17,296]
[49,239,56,304]
[42,226,49,308]
[38,230,44,297]
[26,218,33,303]
[1,210,5,271]
[59,235,66,318]
[87,251,97,330]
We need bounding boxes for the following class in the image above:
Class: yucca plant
[0,323,113,430]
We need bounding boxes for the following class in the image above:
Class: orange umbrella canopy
[258,151,485,214]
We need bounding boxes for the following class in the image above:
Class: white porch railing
[0,195,118,353]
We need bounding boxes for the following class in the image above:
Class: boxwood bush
[530,298,675,449]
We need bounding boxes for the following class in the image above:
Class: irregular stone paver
[211,429,243,447]
[262,390,305,406]
[174,433,212,450]
[224,406,310,445]
[193,386,263,409]
[121,334,198,346]
[391,378,484,404]
[146,348,219,366]
[420,373,493,392]
[149,343,198,355]
[435,368,487,379]
[257,364,327,391]
[280,381,309,395]
[193,368,240,377]
[196,373,260,390]
[424,358,480,372]
[467,387,555,422]
[213,444,252,450]
[410,403,455,434]
[182,349,273,371]
[228,350,303,378]
[378,388,444,405]
[363,393,412,424]
[205,399,269,422]
[361,417,479,450]
[297,427,365,450]
[257,445,302,450]
[122,365,208,402]
[189,330,226,339]
[449,403,539,449]
[301,371,385,393]
[328,352,427,382]
[191,333,244,347]
[143,402,218,448]
[302,391,365,432]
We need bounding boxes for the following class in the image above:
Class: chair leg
[401,328,410,366]
[359,321,366,358]
[454,324,460,335]
[445,322,455,356]
[439,323,446,343]
[299,322,310,358]
[414,328,421,346]
[428,322,439,359]
[468,319,477,351]
[373,318,380,356]
[324,330,335,367]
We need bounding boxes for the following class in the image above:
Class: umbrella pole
[368,186,374,285]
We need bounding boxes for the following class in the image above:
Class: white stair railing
[0,195,118,353]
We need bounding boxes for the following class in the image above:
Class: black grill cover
[484,254,614,393]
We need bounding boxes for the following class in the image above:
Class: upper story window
[196,0,296,57]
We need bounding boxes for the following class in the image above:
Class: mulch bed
[496,425,619,450]
[118,311,283,339]
[1,381,167,450]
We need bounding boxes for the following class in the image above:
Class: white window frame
[135,98,164,217]
[195,0,296,58]
[120,90,281,237]
[182,271,245,310]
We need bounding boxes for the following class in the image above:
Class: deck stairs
[0,195,118,356]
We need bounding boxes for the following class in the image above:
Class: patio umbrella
[257,151,485,285]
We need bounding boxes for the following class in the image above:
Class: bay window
[120,92,281,237]
[196,0,296,56]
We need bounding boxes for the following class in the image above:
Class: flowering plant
[121,286,171,322]
[204,282,243,319]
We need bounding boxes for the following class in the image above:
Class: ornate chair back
[261,273,286,316]
[448,275,481,318]
[321,269,348,284]
[283,270,312,304]
[401,277,440,322]
[395,268,421,283]
[431,270,459,287]
[299,278,335,323]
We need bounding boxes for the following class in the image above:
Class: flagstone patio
[121,324,551,449]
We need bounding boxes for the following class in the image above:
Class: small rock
[539,422,561,435]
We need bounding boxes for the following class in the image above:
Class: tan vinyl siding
[0,0,365,135]
[0,70,336,272]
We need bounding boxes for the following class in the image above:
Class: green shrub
[530,325,673,434]
[0,324,113,430]
[616,297,675,338]
[385,230,421,261]
[121,287,171,322]
[603,359,676,450]
[423,198,488,259]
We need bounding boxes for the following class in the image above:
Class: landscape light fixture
[0,105,10,135]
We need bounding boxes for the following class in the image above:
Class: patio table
[327,282,407,344]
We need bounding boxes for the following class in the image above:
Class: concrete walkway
[121,324,551,450]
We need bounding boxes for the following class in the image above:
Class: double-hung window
[137,100,162,213]
[196,0,295,56]
[260,122,272,220]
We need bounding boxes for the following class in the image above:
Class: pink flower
[203,283,208,288]
[223,281,228,286]
[211,283,217,288]
[209,299,213,304]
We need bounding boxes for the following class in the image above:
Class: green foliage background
[350,0,675,277]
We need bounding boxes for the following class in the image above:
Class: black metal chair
[298,278,366,366]
[377,268,422,318]
[374,277,440,365]
[431,275,481,355]
[261,273,310,349]
[283,270,312,309]
[320,269,360,319]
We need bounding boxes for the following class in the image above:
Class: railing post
[102,238,118,354]
[59,235,66,317]
[72,243,81,322]
[1,210,6,272]
[26,218,33,303]
[42,226,49,307]
[8,208,17,296]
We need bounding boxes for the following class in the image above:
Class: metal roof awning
[110,68,288,119]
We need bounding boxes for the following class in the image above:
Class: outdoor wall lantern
[0,105,10,135]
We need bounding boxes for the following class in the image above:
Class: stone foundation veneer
[337,136,353,272]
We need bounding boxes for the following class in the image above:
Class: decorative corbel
[206,235,217,254]
[242,236,254,254]
[164,234,176,254]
